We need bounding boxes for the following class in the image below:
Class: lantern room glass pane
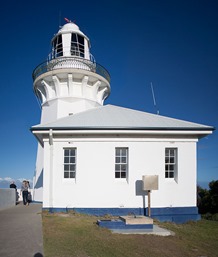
[71,33,84,57]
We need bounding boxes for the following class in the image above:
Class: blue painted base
[32,200,43,204]
[42,206,200,224]
[148,207,201,224]
[97,219,153,230]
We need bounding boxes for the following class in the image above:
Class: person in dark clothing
[10,181,17,190]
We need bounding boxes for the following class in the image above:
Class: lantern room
[48,22,94,61]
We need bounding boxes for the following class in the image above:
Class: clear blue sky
[0,0,217,187]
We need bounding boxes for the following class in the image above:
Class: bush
[202,213,218,221]
[198,180,218,215]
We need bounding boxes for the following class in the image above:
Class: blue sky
[0,0,217,188]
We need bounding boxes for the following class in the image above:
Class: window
[64,148,76,178]
[71,33,85,57]
[115,148,128,179]
[52,35,63,58]
[165,148,177,178]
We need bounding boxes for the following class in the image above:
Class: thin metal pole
[148,190,151,217]
[150,82,159,115]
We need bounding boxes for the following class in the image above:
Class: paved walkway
[0,203,44,257]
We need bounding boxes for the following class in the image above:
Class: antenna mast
[150,82,159,115]
[59,11,62,27]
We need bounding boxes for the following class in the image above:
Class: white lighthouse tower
[32,21,111,201]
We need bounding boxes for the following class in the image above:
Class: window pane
[70,172,75,178]
[65,149,69,156]
[64,165,69,171]
[121,172,126,178]
[116,149,120,156]
[70,149,75,156]
[70,157,75,163]
[115,172,120,178]
[64,157,69,163]
[169,172,174,178]
[170,149,175,155]
[170,157,174,163]
[64,172,69,178]
[115,157,120,163]
[121,157,126,163]
[78,35,84,44]
[121,149,127,155]
[165,150,169,156]
[121,164,126,171]
[57,35,63,56]
[71,33,77,42]
[169,165,174,171]
[165,157,169,163]
[115,164,120,171]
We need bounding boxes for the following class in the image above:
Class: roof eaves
[30,126,215,131]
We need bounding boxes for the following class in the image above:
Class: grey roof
[31,105,214,131]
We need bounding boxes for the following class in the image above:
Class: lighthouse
[32,21,110,201]
[31,21,213,223]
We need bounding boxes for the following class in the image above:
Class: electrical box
[142,175,159,191]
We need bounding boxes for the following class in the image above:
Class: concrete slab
[120,215,153,225]
[111,224,175,236]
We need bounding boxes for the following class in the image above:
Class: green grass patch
[42,212,218,257]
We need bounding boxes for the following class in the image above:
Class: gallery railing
[32,57,110,83]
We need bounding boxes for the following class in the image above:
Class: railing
[32,57,110,83]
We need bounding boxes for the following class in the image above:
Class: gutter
[30,126,215,132]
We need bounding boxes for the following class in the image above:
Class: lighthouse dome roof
[59,22,80,33]
[55,22,89,41]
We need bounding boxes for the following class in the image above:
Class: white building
[31,21,214,223]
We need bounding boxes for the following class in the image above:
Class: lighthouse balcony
[32,57,110,83]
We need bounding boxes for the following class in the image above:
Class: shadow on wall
[34,169,43,189]
[135,180,148,215]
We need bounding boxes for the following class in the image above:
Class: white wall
[42,135,198,210]
[32,145,43,202]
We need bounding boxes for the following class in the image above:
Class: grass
[42,211,218,257]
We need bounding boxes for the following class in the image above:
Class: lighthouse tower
[32,21,111,201]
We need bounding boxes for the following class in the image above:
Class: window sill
[63,178,76,183]
[114,178,128,184]
[165,178,178,184]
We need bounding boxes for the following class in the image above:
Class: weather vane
[64,17,72,23]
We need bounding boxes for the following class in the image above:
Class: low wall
[0,189,16,210]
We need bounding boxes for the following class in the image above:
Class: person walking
[9,181,17,190]
[20,180,30,205]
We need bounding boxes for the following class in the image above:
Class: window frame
[165,148,178,180]
[115,147,128,180]
[71,33,85,58]
[63,148,77,179]
[52,35,63,58]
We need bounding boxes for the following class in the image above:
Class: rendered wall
[42,136,197,211]
[32,144,44,202]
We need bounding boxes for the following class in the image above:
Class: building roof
[31,104,214,131]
